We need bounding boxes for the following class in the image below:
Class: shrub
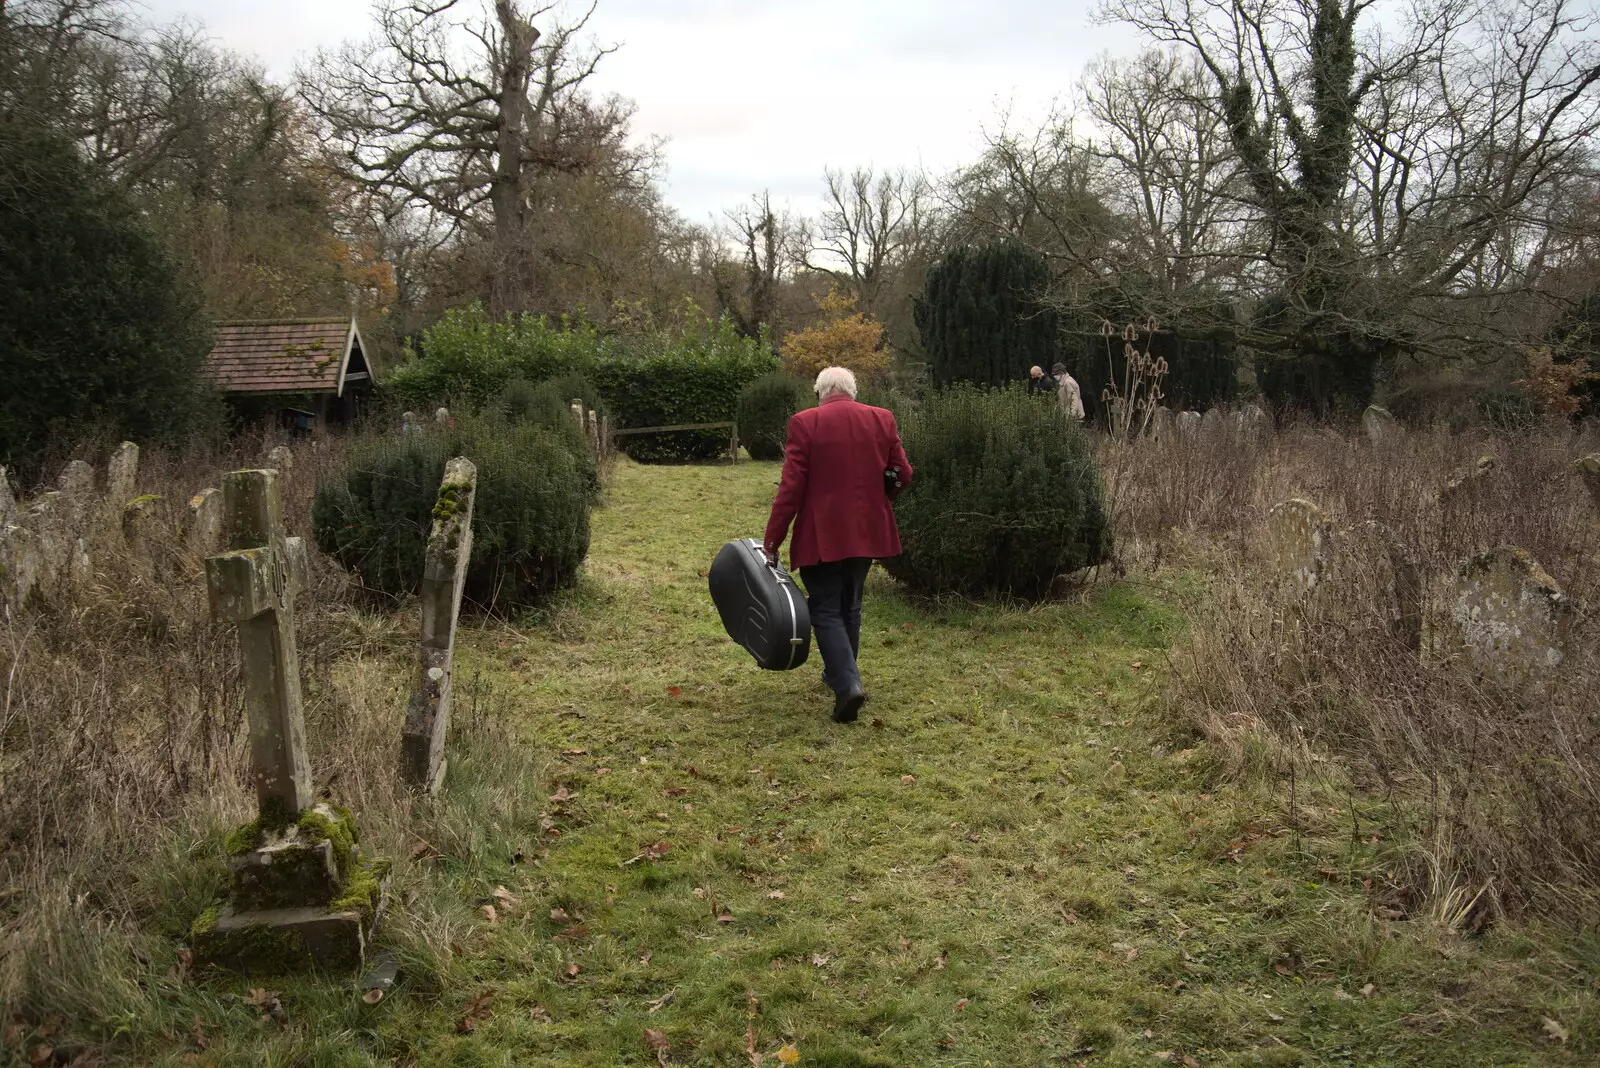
[737,374,813,460]
[384,308,603,410]
[882,385,1113,598]
[313,417,591,614]
[780,288,890,380]
[496,377,600,497]
[914,239,1060,389]
[0,127,215,477]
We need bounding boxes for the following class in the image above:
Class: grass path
[389,459,1592,1067]
[107,459,1594,1067]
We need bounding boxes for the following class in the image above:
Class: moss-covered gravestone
[402,458,476,792]
[1450,547,1572,680]
[194,469,387,974]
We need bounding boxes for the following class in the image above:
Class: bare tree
[711,191,803,339]
[806,166,932,313]
[302,0,623,316]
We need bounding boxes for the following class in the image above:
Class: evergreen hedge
[736,374,813,460]
[883,386,1113,598]
[914,239,1060,389]
[312,416,591,614]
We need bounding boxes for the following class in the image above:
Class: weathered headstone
[1362,405,1400,445]
[195,469,384,974]
[0,524,41,611]
[105,442,139,511]
[57,460,95,531]
[0,466,16,528]
[1360,521,1422,653]
[1201,407,1225,432]
[1440,455,1497,504]
[434,407,450,425]
[25,492,70,592]
[1175,410,1201,435]
[1268,499,1331,591]
[184,488,224,554]
[586,407,600,454]
[1235,404,1268,434]
[265,445,294,487]
[123,495,164,578]
[401,458,477,791]
[1150,406,1175,439]
[1450,547,1572,677]
[401,411,419,434]
[1574,454,1600,511]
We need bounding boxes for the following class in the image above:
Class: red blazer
[763,394,913,568]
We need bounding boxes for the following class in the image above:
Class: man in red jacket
[764,367,913,723]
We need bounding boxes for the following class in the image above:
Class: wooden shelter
[204,318,374,428]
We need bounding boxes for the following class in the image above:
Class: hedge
[736,374,813,460]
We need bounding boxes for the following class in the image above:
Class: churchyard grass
[4,452,1598,1065]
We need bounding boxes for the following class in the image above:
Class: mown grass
[9,458,1596,1066]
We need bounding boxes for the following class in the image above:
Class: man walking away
[1028,365,1056,395]
[1053,362,1085,421]
[764,367,913,723]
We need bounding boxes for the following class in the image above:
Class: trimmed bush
[312,416,591,614]
[914,239,1060,389]
[882,386,1113,598]
[496,377,600,497]
[737,374,813,460]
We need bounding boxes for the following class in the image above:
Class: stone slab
[229,836,342,912]
[1450,546,1572,675]
[185,488,223,553]
[1362,405,1400,445]
[106,442,139,512]
[193,904,367,974]
[0,523,40,610]
[1268,499,1330,592]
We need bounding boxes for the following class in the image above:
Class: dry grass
[1102,418,1600,921]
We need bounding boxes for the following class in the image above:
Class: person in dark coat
[764,366,913,723]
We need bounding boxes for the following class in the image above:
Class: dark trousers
[800,557,873,697]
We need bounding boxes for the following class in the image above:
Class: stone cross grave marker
[1362,405,1400,445]
[1268,499,1331,592]
[196,468,384,973]
[205,469,314,813]
[402,458,476,791]
[1450,546,1572,678]
[1576,454,1600,511]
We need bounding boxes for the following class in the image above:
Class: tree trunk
[490,1,539,318]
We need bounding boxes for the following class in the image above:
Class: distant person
[764,367,913,724]
[1028,365,1056,395]
[1053,362,1085,421]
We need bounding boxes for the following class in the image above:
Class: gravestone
[185,488,224,554]
[1150,406,1175,439]
[1362,405,1400,445]
[195,469,385,973]
[25,493,70,592]
[586,408,600,454]
[1450,546,1572,676]
[106,442,139,511]
[1440,455,1497,504]
[123,495,164,578]
[1235,404,1268,434]
[1268,499,1331,591]
[0,466,15,528]
[1201,407,1224,432]
[401,411,419,434]
[265,446,294,487]
[1575,455,1600,511]
[0,524,41,610]
[1360,521,1422,653]
[57,460,95,531]
[1176,410,1201,435]
[401,458,477,791]
[435,407,450,425]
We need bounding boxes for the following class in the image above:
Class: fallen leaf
[456,989,496,1033]
[716,908,735,924]
[938,1034,956,1049]
[767,891,786,900]
[776,1043,801,1064]
[492,887,520,911]
[1360,983,1376,997]
[646,990,675,1014]
[529,1005,551,1022]
[810,954,831,967]
[934,950,948,970]
[954,998,969,1011]
[549,786,574,803]
[900,774,917,785]
[1542,1017,1570,1043]
[638,948,654,965]
[1125,947,1140,962]
[644,841,671,861]
[1272,960,1294,976]
[480,904,498,925]
[871,718,885,729]
[1132,661,1145,669]
[644,1027,670,1051]
[664,787,689,798]
[363,989,384,1005]
[560,748,588,756]
[692,886,708,899]
[667,686,684,698]
[29,1047,52,1068]
[550,907,571,923]
[566,963,581,978]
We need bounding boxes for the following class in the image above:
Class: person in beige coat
[1052,362,1085,421]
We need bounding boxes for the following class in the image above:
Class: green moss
[189,901,222,939]
[328,856,391,925]
[295,804,357,875]
[224,819,262,856]
[194,918,313,974]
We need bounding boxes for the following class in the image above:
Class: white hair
[814,366,858,400]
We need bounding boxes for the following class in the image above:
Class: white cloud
[138,0,1142,222]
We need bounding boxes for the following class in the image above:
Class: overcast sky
[138,0,1143,224]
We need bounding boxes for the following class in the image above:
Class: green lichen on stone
[225,796,306,856]
[190,901,222,939]
[195,918,309,974]
[296,804,357,872]
[225,819,263,856]
[329,856,391,924]
[124,493,162,511]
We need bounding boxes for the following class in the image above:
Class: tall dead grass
[1103,419,1600,921]
[0,432,420,1015]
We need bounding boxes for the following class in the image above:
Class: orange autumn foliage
[1518,346,1599,416]
[780,288,889,380]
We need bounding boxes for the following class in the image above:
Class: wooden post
[206,469,313,815]
[401,458,476,791]
[729,422,740,463]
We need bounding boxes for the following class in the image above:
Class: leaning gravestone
[25,492,70,593]
[105,442,139,512]
[0,524,41,611]
[1269,499,1331,592]
[401,458,477,791]
[1150,406,1175,439]
[184,488,224,554]
[1575,455,1600,511]
[193,469,386,973]
[1450,546,1572,677]
[1362,405,1401,445]
[57,460,95,532]
[1440,455,1497,505]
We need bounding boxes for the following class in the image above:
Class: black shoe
[832,687,866,724]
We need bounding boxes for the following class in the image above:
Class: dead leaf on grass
[776,1043,800,1064]
[900,774,916,785]
[1360,983,1376,997]
[456,989,496,1033]
[767,890,786,900]
[29,1047,52,1068]
[363,989,384,1005]
[667,686,684,698]
[954,997,969,1011]
[1272,960,1294,977]
[492,887,520,911]
[480,904,498,925]
[810,954,831,967]
[1542,1017,1570,1043]
[550,907,571,923]
[643,1027,670,1065]
[934,950,948,970]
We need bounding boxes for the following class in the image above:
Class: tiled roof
[204,319,358,396]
